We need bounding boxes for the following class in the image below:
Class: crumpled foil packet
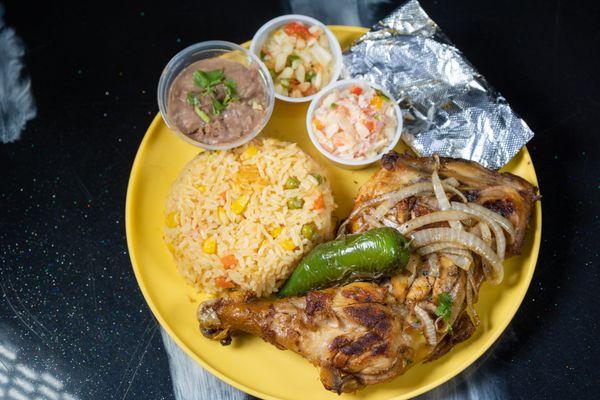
[342,0,534,169]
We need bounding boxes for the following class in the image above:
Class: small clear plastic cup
[157,40,275,150]
[306,79,403,170]
[249,15,343,103]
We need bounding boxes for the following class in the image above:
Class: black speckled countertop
[0,1,599,399]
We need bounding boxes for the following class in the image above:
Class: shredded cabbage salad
[311,84,398,161]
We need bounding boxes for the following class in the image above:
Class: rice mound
[164,137,336,296]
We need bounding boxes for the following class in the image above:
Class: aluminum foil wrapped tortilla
[342,0,534,169]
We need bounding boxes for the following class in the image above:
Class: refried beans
[167,57,268,145]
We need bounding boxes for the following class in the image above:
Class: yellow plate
[126,26,541,400]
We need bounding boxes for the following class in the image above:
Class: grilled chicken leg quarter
[198,152,538,393]
[199,282,409,393]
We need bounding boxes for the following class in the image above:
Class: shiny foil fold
[342,0,534,169]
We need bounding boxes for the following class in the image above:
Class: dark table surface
[1,0,599,399]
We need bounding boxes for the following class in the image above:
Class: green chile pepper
[278,227,410,297]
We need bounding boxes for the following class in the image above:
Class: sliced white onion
[338,182,434,234]
[493,222,506,260]
[466,281,474,315]
[441,252,472,270]
[428,253,440,278]
[461,217,479,228]
[481,262,493,282]
[409,228,504,285]
[432,170,450,209]
[467,266,479,293]
[474,221,494,280]
[477,221,492,245]
[432,170,462,230]
[381,217,402,230]
[414,305,437,347]
[451,202,506,260]
[372,182,434,219]
[466,202,516,242]
[417,301,437,314]
[417,241,467,255]
[415,242,472,270]
[442,183,468,203]
[398,210,471,234]
[448,272,466,326]
[443,177,460,187]
[435,316,449,334]
[466,268,479,325]
[339,179,467,235]
[442,247,473,259]
[406,253,420,286]
[447,249,474,269]
[362,212,383,229]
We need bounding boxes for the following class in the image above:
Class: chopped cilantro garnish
[189,69,239,121]
[287,54,301,66]
[330,102,338,109]
[188,93,209,122]
[223,79,239,105]
[193,70,210,88]
[435,292,453,324]
[212,98,226,115]
[193,69,224,88]
[305,70,316,82]
[224,79,237,94]
[186,92,199,107]
[193,106,210,123]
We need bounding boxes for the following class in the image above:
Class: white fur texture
[0,5,36,144]
[161,329,254,400]
[162,323,510,400]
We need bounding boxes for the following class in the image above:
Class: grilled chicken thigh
[362,151,538,255]
[198,152,538,393]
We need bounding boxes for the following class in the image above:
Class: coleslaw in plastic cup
[306,79,403,169]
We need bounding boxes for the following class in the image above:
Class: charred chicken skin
[198,152,538,393]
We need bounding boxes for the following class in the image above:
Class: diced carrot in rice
[313,193,325,210]
[216,276,235,289]
[220,255,238,269]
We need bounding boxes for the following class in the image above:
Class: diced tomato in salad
[284,22,311,39]
[364,119,376,133]
[350,86,363,95]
